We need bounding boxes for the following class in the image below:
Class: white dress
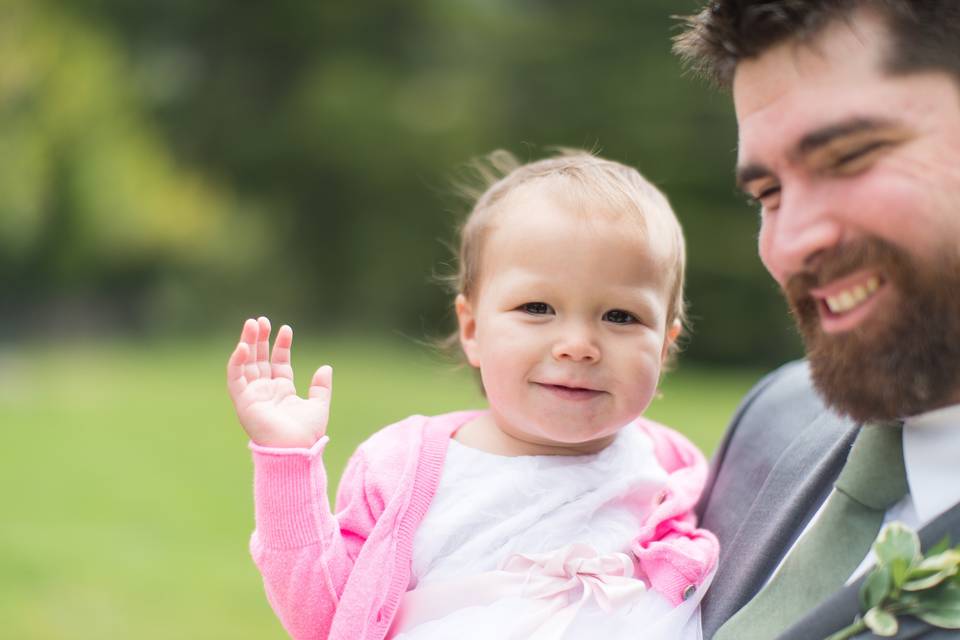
[390,427,707,640]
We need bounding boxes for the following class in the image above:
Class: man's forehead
[731,9,901,176]
[732,8,890,120]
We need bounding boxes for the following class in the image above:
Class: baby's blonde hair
[448,149,687,360]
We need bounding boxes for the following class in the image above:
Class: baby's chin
[523,429,619,455]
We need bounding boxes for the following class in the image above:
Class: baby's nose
[551,328,601,362]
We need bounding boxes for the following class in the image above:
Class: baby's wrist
[247,429,322,449]
[249,434,329,454]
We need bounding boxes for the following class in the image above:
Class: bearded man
[674,2,960,638]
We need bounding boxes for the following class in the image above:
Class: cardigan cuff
[633,528,719,606]
[250,436,330,549]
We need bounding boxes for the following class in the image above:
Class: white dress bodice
[390,427,705,640]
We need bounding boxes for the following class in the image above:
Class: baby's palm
[227,317,332,448]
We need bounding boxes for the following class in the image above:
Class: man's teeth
[825,277,880,313]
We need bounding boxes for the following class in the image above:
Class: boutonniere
[827,522,960,639]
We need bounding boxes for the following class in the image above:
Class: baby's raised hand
[226,317,332,448]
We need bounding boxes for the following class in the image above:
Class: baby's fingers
[308,365,333,405]
[270,324,295,382]
[256,316,272,378]
[226,341,250,398]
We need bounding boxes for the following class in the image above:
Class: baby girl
[227,150,718,639]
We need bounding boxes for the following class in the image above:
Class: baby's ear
[455,294,481,368]
[660,319,682,364]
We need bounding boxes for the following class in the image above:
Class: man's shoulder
[743,359,819,411]
[701,359,845,521]
[729,359,828,439]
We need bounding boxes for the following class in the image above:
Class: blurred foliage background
[1,0,806,637]
[1,0,803,363]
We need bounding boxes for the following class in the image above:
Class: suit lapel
[778,501,960,639]
[705,411,858,632]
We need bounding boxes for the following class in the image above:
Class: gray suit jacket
[698,361,960,639]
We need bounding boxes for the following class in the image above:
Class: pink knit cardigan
[249,410,718,640]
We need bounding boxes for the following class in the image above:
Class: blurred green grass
[0,336,763,639]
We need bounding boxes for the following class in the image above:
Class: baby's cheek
[478,369,516,410]
[621,354,663,409]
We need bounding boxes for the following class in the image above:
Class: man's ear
[455,294,481,368]
[660,319,682,364]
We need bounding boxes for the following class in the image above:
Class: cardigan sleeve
[248,436,377,640]
[631,421,720,606]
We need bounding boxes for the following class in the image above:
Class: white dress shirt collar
[902,402,960,525]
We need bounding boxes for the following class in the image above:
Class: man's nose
[551,323,601,362]
[760,188,843,283]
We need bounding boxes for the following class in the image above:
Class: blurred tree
[0,0,267,333]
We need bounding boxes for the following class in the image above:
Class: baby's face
[457,183,678,452]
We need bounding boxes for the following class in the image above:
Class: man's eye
[520,302,553,315]
[831,141,891,174]
[603,309,637,324]
[743,183,781,211]
[757,185,780,199]
[754,186,781,206]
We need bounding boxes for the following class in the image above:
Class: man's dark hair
[674,0,960,88]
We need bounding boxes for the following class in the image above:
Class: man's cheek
[871,156,958,239]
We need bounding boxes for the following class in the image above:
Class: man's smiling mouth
[808,271,888,333]
[821,275,881,314]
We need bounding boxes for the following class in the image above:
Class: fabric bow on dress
[391,543,649,640]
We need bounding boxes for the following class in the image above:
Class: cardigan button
[655,490,668,505]
[682,584,697,601]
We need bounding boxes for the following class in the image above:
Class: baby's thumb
[309,365,333,402]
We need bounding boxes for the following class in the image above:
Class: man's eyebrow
[735,117,902,191]
[794,116,899,157]
[735,162,774,191]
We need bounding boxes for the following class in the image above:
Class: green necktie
[715,422,908,640]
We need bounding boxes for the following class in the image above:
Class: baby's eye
[603,309,637,324]
[519,302,553,315]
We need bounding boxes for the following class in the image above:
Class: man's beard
[784,238,960,423]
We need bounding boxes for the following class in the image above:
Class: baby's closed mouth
[534,382,605,400]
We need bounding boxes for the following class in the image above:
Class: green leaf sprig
[827,522,960,639]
